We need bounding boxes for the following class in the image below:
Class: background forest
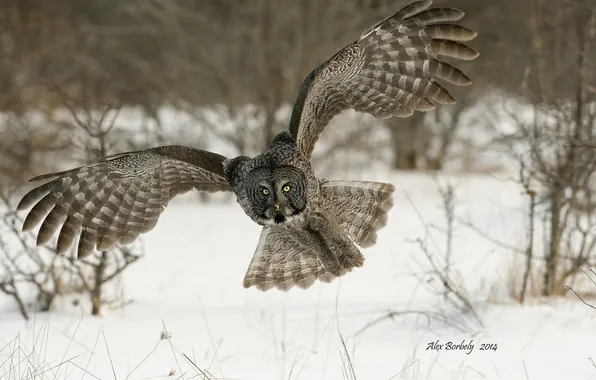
[1,1,595,379]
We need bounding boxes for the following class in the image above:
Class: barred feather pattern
[17,146,230,258]
[243,212,365,291]
[16,1,477,292]
[290,0,479,158]
[320,180,395,248]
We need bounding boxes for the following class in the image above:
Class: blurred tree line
[0,0,592,174]
[1,0,594,174]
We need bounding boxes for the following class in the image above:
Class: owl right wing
[288,0,479,158]
[17,146,231,258]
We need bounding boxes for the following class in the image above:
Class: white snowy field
[1,171,595,380]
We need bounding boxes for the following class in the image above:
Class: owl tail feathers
[242,226,336,292]
[320,180,395,248]
[242,222,365,292]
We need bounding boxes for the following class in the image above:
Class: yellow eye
[283,185,291,193]
[262,188,270,195]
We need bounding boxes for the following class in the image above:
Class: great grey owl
[16,1,478,291]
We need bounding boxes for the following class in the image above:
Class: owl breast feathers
[16,1,477,291]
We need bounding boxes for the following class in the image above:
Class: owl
[16,1,478,291]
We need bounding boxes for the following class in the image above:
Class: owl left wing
[16,146,231,258]
[288,0,478,158]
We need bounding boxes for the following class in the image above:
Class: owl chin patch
[261,211,302,226]
[260,214,288,225]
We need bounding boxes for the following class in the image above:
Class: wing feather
[288,0,478,157]
[17,145,231,258]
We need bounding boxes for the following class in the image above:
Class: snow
[1,172,595,380]
[1,105,596,380]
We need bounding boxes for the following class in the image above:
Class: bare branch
[566,286,596,311]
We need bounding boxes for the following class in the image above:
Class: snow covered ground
[1,102,595,379]
[1,171,595,380]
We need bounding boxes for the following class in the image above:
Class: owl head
[223,131,308,226]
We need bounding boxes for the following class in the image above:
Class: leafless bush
[407,179,484,331]
[500,101,596,296]
[0,80,147,318]
[359,178,484,336]
[0,190,142,318]
[477,1,596,299]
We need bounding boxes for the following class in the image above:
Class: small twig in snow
[566,286,596,311]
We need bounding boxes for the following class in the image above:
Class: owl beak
[274,204,280,211]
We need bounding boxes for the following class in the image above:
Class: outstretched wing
[288,0,479,158]
[17,146,231,258]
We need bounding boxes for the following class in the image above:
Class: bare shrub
[407,179,484,331]
[358,177,484,336]
[0,80,148,318]
[0,190,142,318]
[473,1,596,300]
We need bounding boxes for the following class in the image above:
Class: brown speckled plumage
[288,0,478,158]
[17,146,229,258]
[17,1,477,291]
